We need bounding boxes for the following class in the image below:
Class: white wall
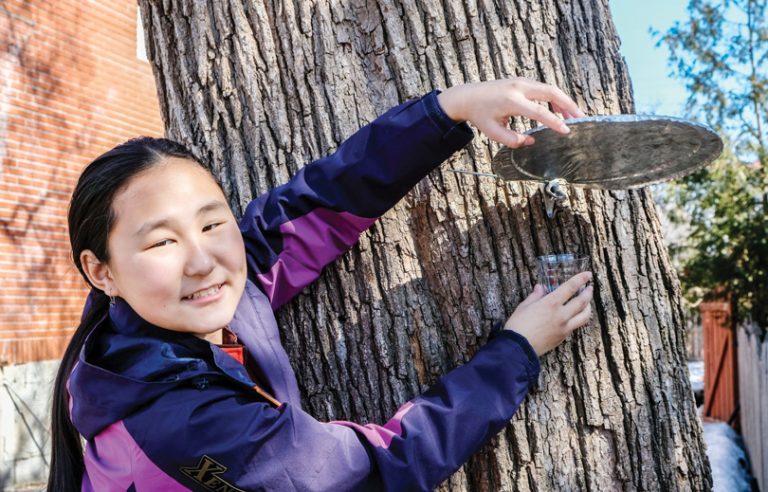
[737,326,768,492]
[0,360,58,490]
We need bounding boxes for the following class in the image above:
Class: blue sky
[610,1,690,116]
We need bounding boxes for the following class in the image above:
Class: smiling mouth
[183,283,224,301]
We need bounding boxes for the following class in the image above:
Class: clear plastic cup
[536,253,591,293]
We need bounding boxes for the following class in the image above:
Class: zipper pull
[252,383,282,408]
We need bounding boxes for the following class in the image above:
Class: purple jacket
[68,92,541,491]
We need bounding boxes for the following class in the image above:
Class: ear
[80,250,119,297]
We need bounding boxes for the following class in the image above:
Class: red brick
[1,1,163,363]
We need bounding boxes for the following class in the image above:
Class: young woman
[49,78,593,491]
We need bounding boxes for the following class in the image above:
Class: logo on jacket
[180,455,245,492]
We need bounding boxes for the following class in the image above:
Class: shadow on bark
[277,177,705,490]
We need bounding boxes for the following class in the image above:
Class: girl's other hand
[436,78,586,148]
[503,272,593,356]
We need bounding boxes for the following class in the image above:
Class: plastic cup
[536,253,591,293]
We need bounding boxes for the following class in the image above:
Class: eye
[149,239,174,249]
[202,222,223,232]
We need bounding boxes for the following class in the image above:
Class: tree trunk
[138,1,711,490]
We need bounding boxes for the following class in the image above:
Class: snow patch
[703,421,754,491]
[688,360,704,393]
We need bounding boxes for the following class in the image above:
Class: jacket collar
[69,295,255,439]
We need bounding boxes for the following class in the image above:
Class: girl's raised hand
[436,78,586,148]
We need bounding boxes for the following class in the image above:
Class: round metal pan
[491,115,723,189]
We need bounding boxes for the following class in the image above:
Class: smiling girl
[49,78,593,491]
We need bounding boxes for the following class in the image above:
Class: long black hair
[48,137,208,491]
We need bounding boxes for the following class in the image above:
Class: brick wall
[0,1,163,364]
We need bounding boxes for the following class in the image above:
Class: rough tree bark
[138,1,711,490]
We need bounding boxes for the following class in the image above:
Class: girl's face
[92,157,247,337]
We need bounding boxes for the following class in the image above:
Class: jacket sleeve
[240,91,473,309]
[126,330,540,492]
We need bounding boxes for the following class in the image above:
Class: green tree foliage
[664,149,767,328]
[657,0,766,156]
[656,0,767,329]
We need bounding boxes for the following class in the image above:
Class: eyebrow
[134,200,229,237]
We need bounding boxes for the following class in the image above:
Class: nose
[183,239,215,278]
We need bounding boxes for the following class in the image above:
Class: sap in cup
[536,254,590,294]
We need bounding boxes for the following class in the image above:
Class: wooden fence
[686,318,704,361]
[701,301,738,424]
[737,325,768,492]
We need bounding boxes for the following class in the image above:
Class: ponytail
[48,291,108,491]
[49,137,209,490]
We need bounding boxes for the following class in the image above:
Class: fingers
[508,79,586,134]
[518,284,546,308]
[464,77,586,148]
[550,271,593,305]
[551,102,582,121]
[566,299,592,332]
[482,120,534,149]
[521,80,586,119]
[562,284,593,318]
[513,98,571,135]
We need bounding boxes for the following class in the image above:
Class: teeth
[185,284,221,300]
